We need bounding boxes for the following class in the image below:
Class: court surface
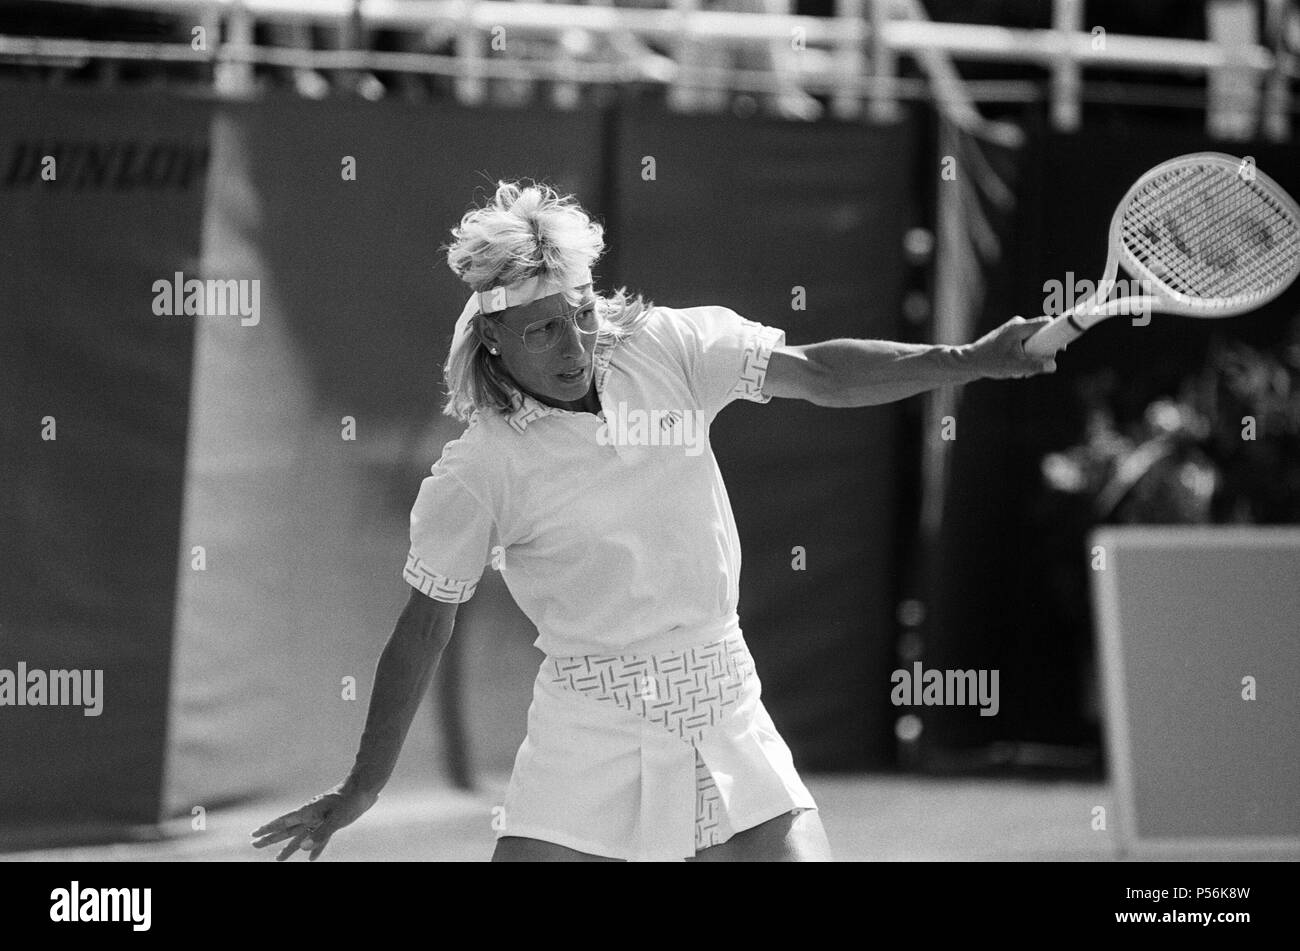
[5,774,1289,862]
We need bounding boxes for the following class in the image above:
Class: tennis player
[251,181,1055,863]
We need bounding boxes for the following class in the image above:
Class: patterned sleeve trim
[403,552,478,603]
[729,322,786,405]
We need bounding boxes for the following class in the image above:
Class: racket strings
[1184,171,1299,291]
[1130,166,1294,296]
[1123,167,1297,301]
[1125,168,1291,300]
[1120,163,1300,308]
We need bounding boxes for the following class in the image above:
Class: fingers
[276,829,313,862]
[259,822,340,861]
[250,813,299,838]
[251,827,301,849]
[1006,315,1058,374]
[1010,316,1053,340]
[298,817,331,854]
[251,808,321,852]
[276,816,330,860]
[306,822,337,862]
[251,788,364,860]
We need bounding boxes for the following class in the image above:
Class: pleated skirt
[494,629,818,861]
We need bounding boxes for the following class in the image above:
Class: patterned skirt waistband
[541,633,757,747]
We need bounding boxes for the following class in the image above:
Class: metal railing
[2,0,1297,137]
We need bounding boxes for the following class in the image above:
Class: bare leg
[492,836,625,862]
[687,808,833,862]
[492,812,829,861]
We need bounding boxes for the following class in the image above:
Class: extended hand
[250,781,378,862]
[963,316,1058,379]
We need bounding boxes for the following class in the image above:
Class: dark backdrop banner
[0,87,210,838]
[612,104,919,769]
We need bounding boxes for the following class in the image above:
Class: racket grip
[1022,315,1083,358]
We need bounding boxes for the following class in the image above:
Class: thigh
[687,809,833,862]
[491,836,625,863]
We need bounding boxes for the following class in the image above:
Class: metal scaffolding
[1,0,1297,138]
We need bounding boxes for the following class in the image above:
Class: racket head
[1107,152,1300,319]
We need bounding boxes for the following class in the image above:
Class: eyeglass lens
[522,306,600,352]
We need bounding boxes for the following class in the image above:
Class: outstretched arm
[762,316,1057,407]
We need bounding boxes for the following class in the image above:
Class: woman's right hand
[250,781,379,862]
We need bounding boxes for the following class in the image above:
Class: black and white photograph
[1,0,1297,924]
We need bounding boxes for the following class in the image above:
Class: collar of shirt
[502,330,617,434]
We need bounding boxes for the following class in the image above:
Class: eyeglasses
[487,302,601,354]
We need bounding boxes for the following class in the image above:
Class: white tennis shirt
[403,304,786,657]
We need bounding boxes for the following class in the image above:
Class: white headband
[453,265,594,345]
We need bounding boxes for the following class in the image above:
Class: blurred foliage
[1042,316,1300,524]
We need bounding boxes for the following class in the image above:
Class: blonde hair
[439,179,654,423]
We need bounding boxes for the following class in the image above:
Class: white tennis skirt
[495,628,818,861]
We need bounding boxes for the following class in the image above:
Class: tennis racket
[1022,152,1300,358]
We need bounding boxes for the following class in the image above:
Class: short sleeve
[662,305,786,417]
[403,460,496,603]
